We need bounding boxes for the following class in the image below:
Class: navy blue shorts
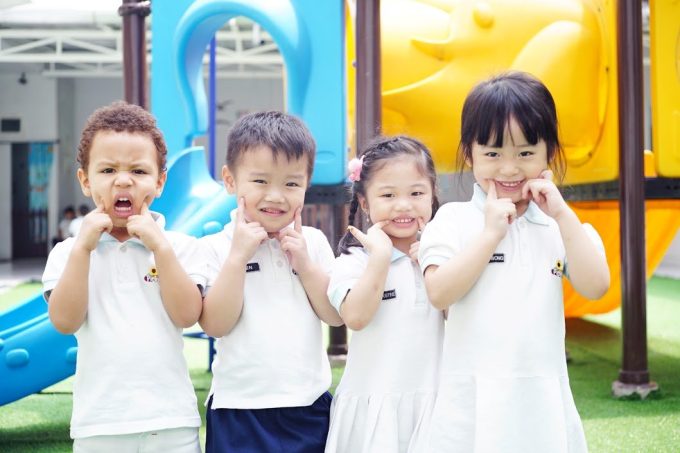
[205,391,332,453]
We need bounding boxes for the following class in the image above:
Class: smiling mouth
[260,207,285,216]
[392,217,415,226]
[495,180,524,190]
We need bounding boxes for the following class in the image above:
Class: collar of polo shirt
[98,211,166,245]
[470,183,550,226]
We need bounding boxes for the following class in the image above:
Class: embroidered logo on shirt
[382,289,397,301]
[246,262,260,273]
[489,253,505,263]
[551,259,564,278]
[143,266,159,283]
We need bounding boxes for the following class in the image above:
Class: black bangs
[461,72,558,151]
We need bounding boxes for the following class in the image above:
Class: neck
[109,226,131,242]
[514,199,530,217]
[391,234,416,255]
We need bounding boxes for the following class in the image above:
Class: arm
[199,252,248,337]
[279,209,343,326]
[153,243,203,328]
[199,197,267,337]
[126,204,202,328]
[47,244,92,334]
[296,264,344,327]
[523,171,610,300]
[48,205,113,334]
[423,182,516,310]
[555,209,610,299]
[423,230,502,310]
[335,222,392,330]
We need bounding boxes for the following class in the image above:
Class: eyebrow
[375,182,429,190]
[248,172,306,179]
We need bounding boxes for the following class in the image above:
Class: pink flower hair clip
[348,155,364,182]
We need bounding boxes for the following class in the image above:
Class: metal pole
[119,0,150,108]
[355,0,381,151]
[612,0,657,398]
[209,37,217,178]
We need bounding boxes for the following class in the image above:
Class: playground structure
[1,0,679,405]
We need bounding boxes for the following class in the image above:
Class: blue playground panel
[0,294,77,406]
[151,0,346,236]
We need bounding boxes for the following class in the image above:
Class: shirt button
[276,260,284,267]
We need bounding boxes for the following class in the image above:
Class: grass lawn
[1,278,679,452]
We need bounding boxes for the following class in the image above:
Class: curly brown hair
[77,101,167,172]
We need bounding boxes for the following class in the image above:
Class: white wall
[193,77,284,179]
[0,74,57,142]
[0,144,11,260]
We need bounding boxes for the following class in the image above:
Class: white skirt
[424,374,588,453]
[325,390,436,453]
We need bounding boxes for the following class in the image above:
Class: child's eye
[132,169,147,175]
[411,191,425,197]
[484,151,499,158]
[380,193,395,198]
[101,168,114,174]
[252,179,267,184]
[286,182,301,187]
[519,151,534,157]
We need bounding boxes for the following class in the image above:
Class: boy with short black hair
[200,111,342,452]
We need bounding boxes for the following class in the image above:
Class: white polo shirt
[42,212,204,439]
[418,184,603,452]
[201,209,334,409]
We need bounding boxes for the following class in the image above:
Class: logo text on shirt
[489,253,505,263]
[382,289,396,301]
[246,262,260,273]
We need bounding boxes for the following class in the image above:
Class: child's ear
[76,168,92,197]
[155,170,167,197]
[358,195,369,214]
[222,165,237,194]
[464,157,472,168]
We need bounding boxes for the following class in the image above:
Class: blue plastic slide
[0,293,78,406]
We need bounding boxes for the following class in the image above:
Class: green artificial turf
[1,278,679,452]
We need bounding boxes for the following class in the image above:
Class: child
[325,136,445,453]
[42,101,204,452]
[199,111,343,453]
[419,72,610,452]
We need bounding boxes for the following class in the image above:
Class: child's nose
[115,171,132,186]
[264,186,284,202]
[499,161,519,176]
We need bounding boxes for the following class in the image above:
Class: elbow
[342,312,370,331]
[426,288,454,311]
[586,277,610,301]
[48,313,80,335]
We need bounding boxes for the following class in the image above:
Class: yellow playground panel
[650,0,680,177]
[347,0,680,316]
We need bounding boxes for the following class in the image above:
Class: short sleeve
[306,227,335,276]
[418,204,460,273]
[564,222,606,278]
[198,232,229,290]
[168,232,209,292]
[327,248,367,313]
[42,238,75,298]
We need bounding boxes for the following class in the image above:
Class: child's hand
[74,202,112,252]
[230,197,267,264]
[279,207,311,275]
[522,170,570,220]
[408,217,426,262]
[483,181,516,240]
[348,220,392,259]
[127,202,167,252]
